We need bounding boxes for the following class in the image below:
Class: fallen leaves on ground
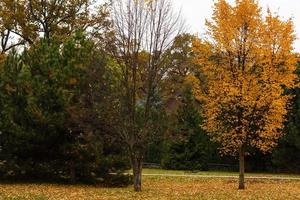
[0,177,300,200]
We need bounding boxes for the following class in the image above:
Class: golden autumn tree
[193,0,297,189]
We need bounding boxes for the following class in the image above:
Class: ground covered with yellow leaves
[0,176,300,200]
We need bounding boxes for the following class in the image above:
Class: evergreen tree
[272,63,300,172]
[162,85,212,171]
[0,32,129,184]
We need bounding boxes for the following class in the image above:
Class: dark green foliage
[143,92,169,164]
[271,63,300,173]
[246,151,272,172]
[0,32,129,185]
[162,86,213,171]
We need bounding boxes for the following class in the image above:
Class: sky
[171,0,300,51]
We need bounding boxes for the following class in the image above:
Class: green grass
[139,168,300,178]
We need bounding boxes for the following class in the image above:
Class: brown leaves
[0,177,300,199]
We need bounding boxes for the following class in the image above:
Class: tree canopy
[193,0,297,189]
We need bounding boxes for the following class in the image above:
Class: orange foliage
[193,0,297,155]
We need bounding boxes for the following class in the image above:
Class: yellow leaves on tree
[193,0,297,189]
[193,0,297,156]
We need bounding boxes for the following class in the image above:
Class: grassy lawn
[1,175,300,199]
[141,168,300,178]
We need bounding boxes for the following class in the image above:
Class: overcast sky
[171,0,300,51]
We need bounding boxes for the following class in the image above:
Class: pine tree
[162,85,212,171]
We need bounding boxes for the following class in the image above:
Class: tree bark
[238,146,245,189]
[132,157,142,192]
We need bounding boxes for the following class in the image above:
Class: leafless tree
[109,0,184,192]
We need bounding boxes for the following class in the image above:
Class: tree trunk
[70,160,76,184]
[238,146,245,189]
[132,157,142,192]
